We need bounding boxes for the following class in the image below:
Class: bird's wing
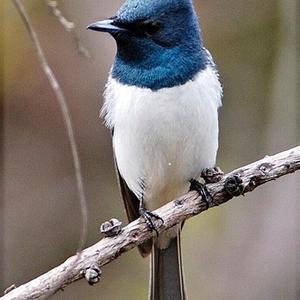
[113,153,153,257]
[114,158,140,222]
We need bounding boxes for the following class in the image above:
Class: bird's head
[88,0,210,90]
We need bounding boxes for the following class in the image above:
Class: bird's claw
[189,179,213,209]
[139,208,164,236]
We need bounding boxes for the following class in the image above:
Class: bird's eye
[142,21,161,35]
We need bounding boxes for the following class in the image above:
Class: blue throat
[112,43,209,90]
[110,1,210,90]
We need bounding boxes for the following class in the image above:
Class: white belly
[102,66,222,210]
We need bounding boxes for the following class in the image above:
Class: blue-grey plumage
[88,0,222,299]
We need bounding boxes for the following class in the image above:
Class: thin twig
[46,0,74,32]
[0,0,5,293]
[46,0,92,59]
[12,0,88,258]
[2,146,300,300]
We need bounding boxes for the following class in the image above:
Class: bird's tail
[149,232,186,300]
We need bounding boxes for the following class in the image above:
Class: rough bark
[1,146,300,300]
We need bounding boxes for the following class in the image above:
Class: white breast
[102,66,222,210]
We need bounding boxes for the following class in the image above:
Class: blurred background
[1,0,299,299]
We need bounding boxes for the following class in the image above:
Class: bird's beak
[87,19,128,33]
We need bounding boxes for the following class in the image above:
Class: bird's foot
[201,166,224,184]
[139,207,164,236]
[189,179,213,209]
[224,175,245,197]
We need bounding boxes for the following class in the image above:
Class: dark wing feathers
[116,165,140,222]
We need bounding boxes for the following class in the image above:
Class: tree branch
[12,0,88,255]
[2,146,300,300]
[45,0,92,59]
[0,0,5,293]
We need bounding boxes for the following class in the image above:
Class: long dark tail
[149,233,186,300]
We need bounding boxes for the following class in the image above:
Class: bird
[88,0,222,299]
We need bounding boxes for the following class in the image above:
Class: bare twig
[2,146,300,300]
[12,0,88,257]
[46,0,74,32]
[46,0,92,59]
[0,1,4,292]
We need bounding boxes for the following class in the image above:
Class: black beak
[87,19,128,33]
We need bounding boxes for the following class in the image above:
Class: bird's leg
[139,197,164,236]
[201,166,224,184]
[189,179,213,210]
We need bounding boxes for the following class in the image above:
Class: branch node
[224,175,245,197]
[259,162,273,174]
[100,218,122,237]
[201,166,224,183]
[83,265,102,286]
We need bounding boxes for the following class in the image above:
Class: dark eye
[142,21,161,35]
